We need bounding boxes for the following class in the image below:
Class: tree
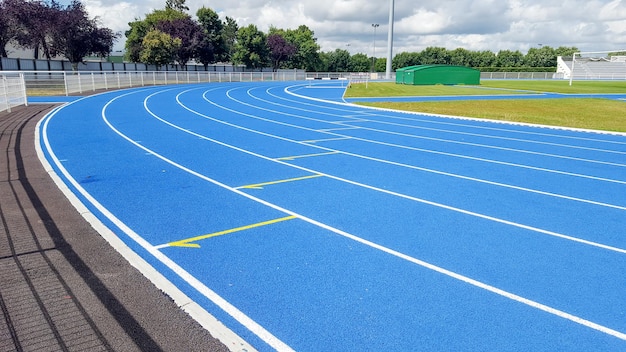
[450,48,472,66]
[325,49,351,72]
[392,51,421,69]
[280,25,321,71]
[165,0,188,12]
[196,6,226,67]
[420,47,451,65]
[50,1,117,71]
[140,28,181,69]
[0,0,17,57]
[221,16,238,61]
[524,46,557,67]
[124,7,187,62]
[267,33,296,71]
[349,53,370,72]
[156,15,201,69]
[496,49,524,67]
[6,0,60,59]
[232,24,268,70]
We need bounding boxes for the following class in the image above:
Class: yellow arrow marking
[237,174,323,190]
[168,215,297,248]
[275,151,339,161]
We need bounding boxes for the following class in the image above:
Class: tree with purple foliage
[4,0,60,59]
[267,33,296,72]
[50,0,117,71]
[156,15,202,69]
[0,0,17,57]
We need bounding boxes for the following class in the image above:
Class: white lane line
[282,83,626,144]
[206,87,626,194]
[109,85,626,342]
[39,88,270,352]
[248,87,626,167]
[162,87,626,254]
[235,87,626,175]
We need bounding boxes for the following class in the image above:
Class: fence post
[2,76,11,113]
[63,72,68,96]
[20,73,28,107]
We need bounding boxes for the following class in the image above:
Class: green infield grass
[347,81,626,132]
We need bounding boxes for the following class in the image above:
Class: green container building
[395,65,480,85]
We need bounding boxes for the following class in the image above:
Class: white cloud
[54,0,626,55]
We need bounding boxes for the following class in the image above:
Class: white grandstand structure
[557,51,626,83]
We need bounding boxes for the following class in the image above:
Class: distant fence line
[0,73,27,113]
[6,70,311,96]
[0,56,246,72]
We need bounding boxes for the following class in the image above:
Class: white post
[569,53,577,86]
[20,73,28,107]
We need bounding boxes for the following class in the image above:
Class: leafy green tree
[450,48,471,66]
[156,15,201,69]
[325,49,351,72]
[350,53,370,72]
[495,49,524,67]
[524,46,557,67]
[232,24,268,70]
[374,57,387,72]
[420,47,450,65]
[393,51,422,69]
[471,50,497,67]
[281,25,321,71]
[196,6,226,66]
[140,28,181,68]
[124,7,187,62]
[221,16,238,61]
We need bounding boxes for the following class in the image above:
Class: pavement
[0,105,230,352]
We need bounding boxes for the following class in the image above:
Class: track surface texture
[27,81,626,351]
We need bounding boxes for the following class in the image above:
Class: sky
[58,0,626,56]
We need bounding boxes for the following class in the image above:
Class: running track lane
[38,81,626,351]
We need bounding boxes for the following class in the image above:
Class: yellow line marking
[168,215,297,248]
[301,137,351,143]
[275,151,339,161]
[237,174,323,189]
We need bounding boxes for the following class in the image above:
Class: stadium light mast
[385,0,395,80]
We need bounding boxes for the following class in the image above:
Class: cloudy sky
[59,0,626,56]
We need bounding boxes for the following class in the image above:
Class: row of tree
[0,0,117,70]
[127,1,580,72]
[0,0,584,72]
[125,0,321,71]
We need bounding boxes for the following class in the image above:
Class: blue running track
[37,81,626,351]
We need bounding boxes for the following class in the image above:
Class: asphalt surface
[0,105,230,352]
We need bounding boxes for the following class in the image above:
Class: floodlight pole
[385,0,395,80]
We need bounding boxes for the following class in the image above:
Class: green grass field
[346,81,626,132]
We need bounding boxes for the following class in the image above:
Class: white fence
[0,73,27,113]
[9,70,308,96]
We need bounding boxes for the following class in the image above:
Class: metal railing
[0,73,27,113]
[8,70,308,96]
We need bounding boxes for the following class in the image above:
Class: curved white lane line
[138,86,626,341]
[219,86,626,182]
[285,82,626,140]
[38,88,263,352]
[257,85,626,156]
